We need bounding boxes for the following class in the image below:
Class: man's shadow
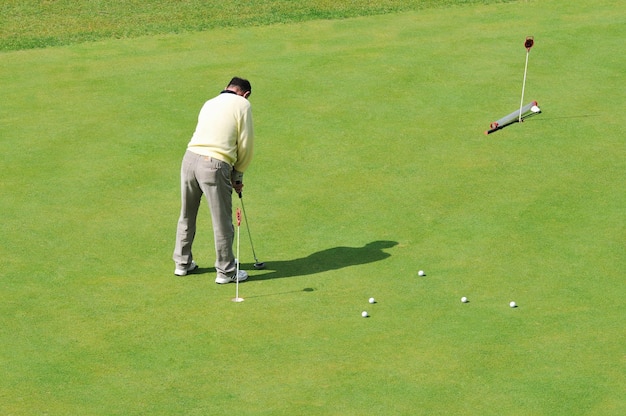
[239,240,398,281]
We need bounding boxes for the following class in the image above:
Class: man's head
[227,77,252,99]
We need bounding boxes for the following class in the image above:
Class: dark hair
[228,77,252,94]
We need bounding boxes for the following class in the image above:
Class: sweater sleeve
[233,104,254,174]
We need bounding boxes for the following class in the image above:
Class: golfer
[173,77,254,283]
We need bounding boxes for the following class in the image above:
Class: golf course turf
[1,0,624,414]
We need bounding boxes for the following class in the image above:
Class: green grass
[1,0,625,414]
[0,0,515,52]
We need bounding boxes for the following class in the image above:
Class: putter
[518,36,534,122]
[232,207,244,303]
[237,191,265,270]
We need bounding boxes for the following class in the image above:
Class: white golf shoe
[215,270,248,284]
[174,260,198,276]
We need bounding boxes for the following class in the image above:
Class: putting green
[0,0,624,414]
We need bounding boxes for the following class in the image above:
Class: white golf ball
[461,296,468,303]
[361,311,368,318]
[418,270,425,276]
[368,297,376,304]
[530,105,541,113]
[510,301,517,308]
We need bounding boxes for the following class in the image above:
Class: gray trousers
[173,150,236,278]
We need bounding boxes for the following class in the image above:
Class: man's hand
[233,180,244,194]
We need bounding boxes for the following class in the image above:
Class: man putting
[173,77,254,283]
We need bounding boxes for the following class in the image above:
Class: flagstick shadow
[244,287,316,299]
[527,114,598,121]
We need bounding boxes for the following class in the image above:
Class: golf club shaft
[238,192,260,263]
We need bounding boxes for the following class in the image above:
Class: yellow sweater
[187,92,254,175]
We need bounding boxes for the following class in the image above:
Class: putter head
[253,262,265,270]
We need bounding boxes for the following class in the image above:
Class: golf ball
[510,301,517,308]
[530,105,541,113]
[461,296,468,303]
[368,297,376,304]
[418,270,425,276]
[361,311,369,318]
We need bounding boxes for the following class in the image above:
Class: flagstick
[519,50,530,123]
[235,225,241,300]
[519,36,534,123]
[232,208,244,303]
